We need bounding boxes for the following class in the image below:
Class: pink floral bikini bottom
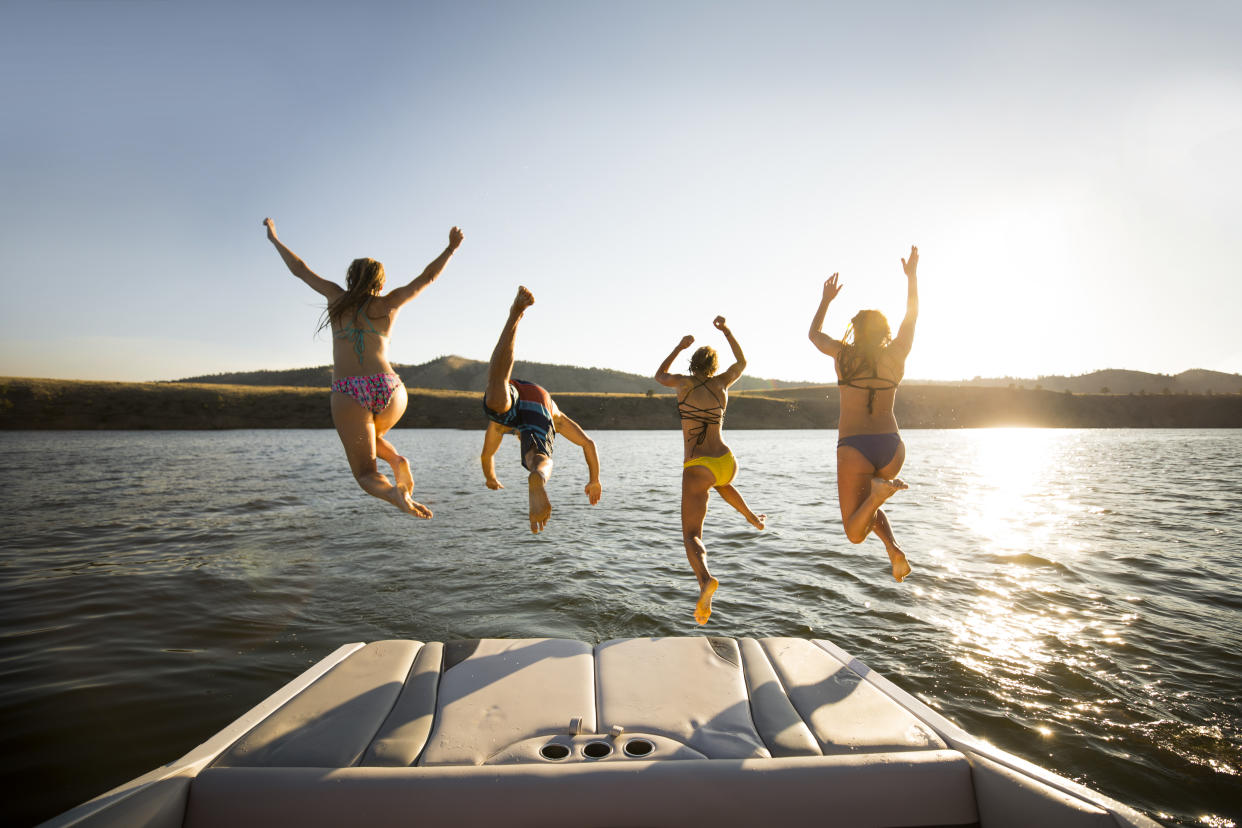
[331,373,402,414]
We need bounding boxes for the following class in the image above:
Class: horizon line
[6,361,1240,387]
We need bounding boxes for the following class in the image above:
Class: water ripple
[1,428,1240,827]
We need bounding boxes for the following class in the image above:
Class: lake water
[1,428,1240,827]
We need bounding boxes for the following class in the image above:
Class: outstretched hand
[584,480,602,505]
[449,226,464,249]
[822,272,842,302]
[678,334,695,350]
[902,246,918,279]
[263,217,278,242]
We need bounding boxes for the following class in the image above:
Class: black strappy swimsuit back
[678,379,724,446]
[836,350,898,414]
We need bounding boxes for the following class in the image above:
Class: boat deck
[47,637,1157,827]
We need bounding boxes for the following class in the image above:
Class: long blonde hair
[319,257,385,332]
[838,309,891,381]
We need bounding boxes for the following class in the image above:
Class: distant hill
[177,359,1242,396]
[925,369,1242,395]
[175,355,813,394]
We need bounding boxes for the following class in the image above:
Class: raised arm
[714,316,747,386]
[384,227,464,310]
[655,335,695,388]
[480,421,506,490]
[890,246,919,358]
[264,218,341,299]
[553,411,602,505]
[808,273,844,357]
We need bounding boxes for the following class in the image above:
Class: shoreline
[3,377,1241,430]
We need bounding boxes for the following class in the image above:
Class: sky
[2,0,1240,384]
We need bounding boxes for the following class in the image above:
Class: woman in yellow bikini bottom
[683,452,737,487]
[656,317,766,627]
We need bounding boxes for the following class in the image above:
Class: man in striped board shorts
[481,286,602,533]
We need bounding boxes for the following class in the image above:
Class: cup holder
[539,743,571,761]
[539,736,654,761]
[582,741,613,759]
[623,738,655,757]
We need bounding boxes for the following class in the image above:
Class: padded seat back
[186,751,978,828]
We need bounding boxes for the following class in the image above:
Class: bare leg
[714,484,766,529]
[842,476,907,543]
[837,443,909,579]
[331,393,431,518]
[682,466,718,625]
[872,509,911,582]
[527,452,553,534]
[485,286,535,414]
[376,436,414,495]
[374,384,413,494]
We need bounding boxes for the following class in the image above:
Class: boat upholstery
[213,640,421,768]
[763,638,945,754]
[360,641,443,766]
[419,637,596,765]
[50,637,1159,828]
[738,637,822,756]
[595,636,769,759]
[185,752,977,828]
[210,635,945,770]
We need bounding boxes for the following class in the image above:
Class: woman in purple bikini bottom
[808,245,921,582]
[264,218,462,517]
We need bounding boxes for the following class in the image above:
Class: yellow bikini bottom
[683,451,737,487]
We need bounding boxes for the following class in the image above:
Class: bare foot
[529,474,551,533]
[389,488,432,519]
[694,577,719,625]
[748,513,767,530]
[887,547,911,582]
[512,285,535,315]
[871,477,908,505]
[390,455,414,495]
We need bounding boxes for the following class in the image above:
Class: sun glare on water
[960,428,1064,554]
[939,429,1095,684]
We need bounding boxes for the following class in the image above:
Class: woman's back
[656,319,747,462]
[331,296,396,378]
[835,346,904,436]
[678,374,730,460]
[809,252,919,440]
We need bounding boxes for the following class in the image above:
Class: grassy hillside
[4,377,1240,430]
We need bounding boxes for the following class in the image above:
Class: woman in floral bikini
[264,218,462,517]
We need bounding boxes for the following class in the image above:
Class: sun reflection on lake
[943,429,1090,678]
[941,594,1089,676]
[959,428,1065,554]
